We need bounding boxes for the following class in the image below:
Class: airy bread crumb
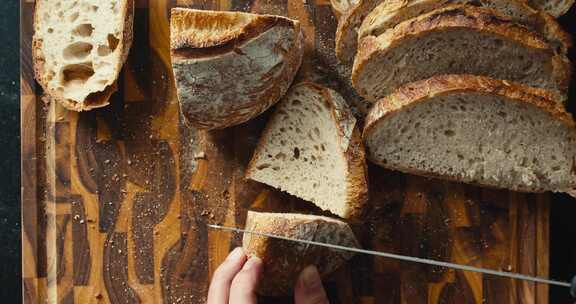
[33,0,133,111]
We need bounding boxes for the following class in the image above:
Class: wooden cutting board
[21,0,551,303]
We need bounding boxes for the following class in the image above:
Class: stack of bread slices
[333,0,576,194]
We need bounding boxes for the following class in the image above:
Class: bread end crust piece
[242,211,359,296]
[352,5,571,103]
[363,74,576,193]
[33,0,134,111]
[245,82,368,219]
[170,8,304,130]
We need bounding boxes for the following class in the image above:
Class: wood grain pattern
[21,0,553,303]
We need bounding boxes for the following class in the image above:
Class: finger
[207,247,247,304]
[294,265,329,304]
[229,256,263,304]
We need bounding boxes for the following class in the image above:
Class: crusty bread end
[243,211,359,295]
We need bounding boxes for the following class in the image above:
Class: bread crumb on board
[194,151,206,159]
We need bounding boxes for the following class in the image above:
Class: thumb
[294,265,329,304]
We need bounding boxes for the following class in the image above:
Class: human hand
[207,247,329,304]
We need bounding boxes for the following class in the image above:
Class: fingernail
[300,265,322,290]
[227,247,245,261]
[243,256,262,270]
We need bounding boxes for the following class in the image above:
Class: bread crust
[170,8,304,130]
[32,0,134,111]
[317,85,369,218]
[358,0,571,53]
[363,74,576,192]
[335,0,383,64]
[352,5,571,102]
[245,82,368,219]
[242,211,359,295]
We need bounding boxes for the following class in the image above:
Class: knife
[207,224,576,298]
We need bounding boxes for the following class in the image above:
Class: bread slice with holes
[352,5,571,103]
[33,0,134,111]
[170,8,304,130]
[358,0,571,55]
[243,211,359,295]
[246,82,368,218]
[364,74,576,193]
[526,0,575,17]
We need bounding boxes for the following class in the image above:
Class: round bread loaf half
[170,8,304,130]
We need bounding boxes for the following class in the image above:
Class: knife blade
[207,223,575,297]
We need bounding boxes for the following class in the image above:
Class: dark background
[1,1,575,303]
[551,6,576,304]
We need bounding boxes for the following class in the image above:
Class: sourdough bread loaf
[243,211,359,295]
[363,74,576,193]
[246,82,368,219]
[33,0,134,111]
[352,5,571,103]
[170,8,304,130]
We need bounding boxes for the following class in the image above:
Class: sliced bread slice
[170,8,304,130]
[363,74,576,193]
[246,82,368,219]
[527,0,575,17]
[352,5,571,103]
[243,211,359,295]
[358,0,571,54]
[33,0,134,111]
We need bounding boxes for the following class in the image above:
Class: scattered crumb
[194,152,206,159]
[104,159,111,164]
